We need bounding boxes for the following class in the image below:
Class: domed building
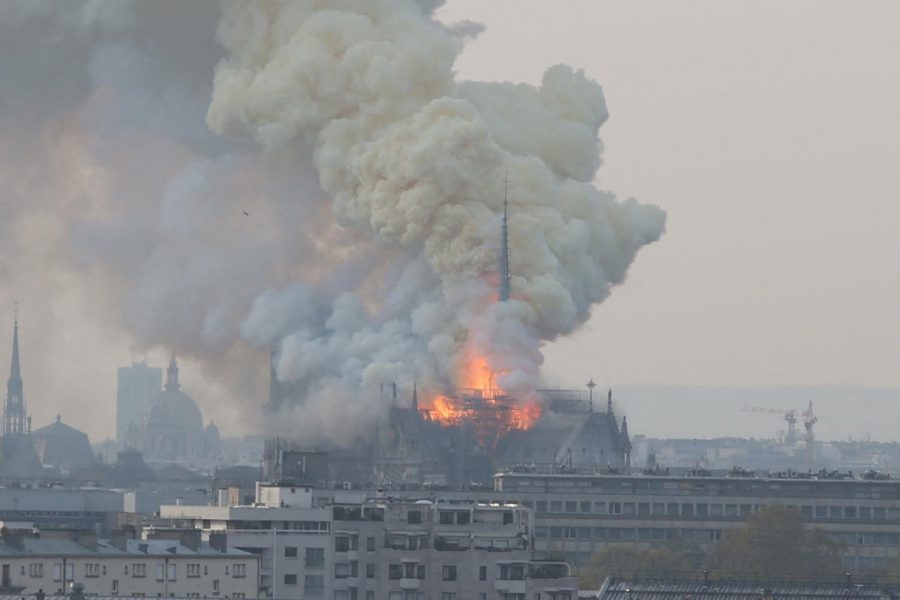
[141,357,205,462]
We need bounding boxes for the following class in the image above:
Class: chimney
[209,532,228,553]
[180,529,201,551]
[108,530,128,551]
[0,527,25,551]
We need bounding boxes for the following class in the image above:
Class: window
[407,510,423,524]
[442,594,457,600]
[85,563,100,578]
[28,563,43,578]
[499,564,525,580]
[479,565,487,580]
[336,536,350,552]
[565,501,578,513]
[367,536,375,551]
[335,563,350,579]
[306,547,325,567]
[233,564,246,578]
[442,565,457,581]
[284,546,298,558]
[609,502,621,515]
[187,564,201,578]
[168,563,176,581]
[550,501,563,513]
[366,563,375,578]
[304,574,324,597]
[213,579,220,595]
[456,511,470,525]
[580,501,592,513]
[440,511,454,524]
[112,580,118,595]
[389,564,403,580]
[366,592,375,600]
[284,574,297,586]
[132,563,147,578]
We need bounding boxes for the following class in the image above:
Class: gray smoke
[0,0,664,444]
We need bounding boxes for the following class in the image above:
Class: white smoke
[0,0,663,444]
[211,0,665,443]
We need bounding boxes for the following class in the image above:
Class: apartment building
[0,526,258,597]
[161,485,333,599]
[162,483,577,600]
[330,498,576,600]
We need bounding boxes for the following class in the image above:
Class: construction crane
[803,401,817,467]
[742,406,800,445]
[784,410,799,445]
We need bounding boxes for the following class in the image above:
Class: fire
[423,351,541,448]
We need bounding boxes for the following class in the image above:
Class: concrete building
[329,497,577,600]
[117,362,162,451]
[161,483,577,600]
[0,525,258,598]
[161,484,333,599]
[484,469,900,572]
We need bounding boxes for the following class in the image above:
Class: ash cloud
[0,0,664,444]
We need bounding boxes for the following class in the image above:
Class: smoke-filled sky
[1,1,898,443]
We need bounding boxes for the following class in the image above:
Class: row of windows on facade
[20,563,247,580]
[284,533,518,556]
[298,585,564,600]
[223,520,329,531]
[505,477,898,497]
[395,509,515,526]
[515,498,900,520]
[534,525,900,547]
[282,562,522,583]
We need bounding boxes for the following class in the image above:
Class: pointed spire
[499,174,511,302]
[607,388,613,415]
[165,356,180,392]
[8,315,21,390]
[586,379,597,413]
[4,311,27,436]
[411,382,419,411]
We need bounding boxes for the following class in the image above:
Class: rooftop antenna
[586,379,597,413]
[499,174,511,302]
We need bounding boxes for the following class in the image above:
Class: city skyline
[1,1,898,443]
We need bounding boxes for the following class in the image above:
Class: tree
[711,505,844,580]
[579,544,695,589]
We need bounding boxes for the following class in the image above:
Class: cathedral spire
[499,175,511,302]
[165,356,180,392]
[4,313,28,436]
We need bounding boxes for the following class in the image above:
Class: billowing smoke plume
[211,0,665,443]
[0,0,663,444]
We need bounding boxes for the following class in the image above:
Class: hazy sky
[436,1,900,389]
[1,1,898,442]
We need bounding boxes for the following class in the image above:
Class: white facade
[0,532,258,598]
[161,485,576,600]
[116,362,161,450]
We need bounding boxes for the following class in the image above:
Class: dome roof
[145,358,203,437]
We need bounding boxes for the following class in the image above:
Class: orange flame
[423,350,541,447]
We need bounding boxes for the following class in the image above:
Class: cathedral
[0,318,95,478]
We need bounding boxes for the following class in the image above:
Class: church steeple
[165,356,180,392]
[4,314,28,436]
